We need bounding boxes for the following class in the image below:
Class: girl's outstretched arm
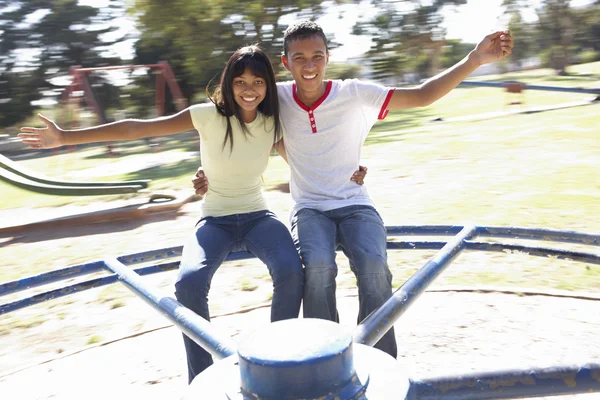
[19,109,195,149]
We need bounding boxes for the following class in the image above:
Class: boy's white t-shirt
[277,79,393,214]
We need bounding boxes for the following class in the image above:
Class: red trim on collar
[292,81,332,133]
[292,81,332,111]
[378,89,395,120]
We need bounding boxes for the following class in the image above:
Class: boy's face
[282,35,329,92]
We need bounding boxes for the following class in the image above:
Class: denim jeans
[291,205,397,358]
[175,210,304,383]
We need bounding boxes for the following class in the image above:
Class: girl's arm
[273,139,288,164]
[19,109,195,149]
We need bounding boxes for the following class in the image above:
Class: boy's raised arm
[388,30,514,111]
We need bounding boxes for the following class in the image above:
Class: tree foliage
[130,0,342,90]
[352,0,467,83]
[0,0,126,126]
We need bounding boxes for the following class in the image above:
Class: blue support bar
[0,262,180,315]
[102,258,237,360]
[410,363,600,399]
[116,246,182,265]
[386,225,465,237]
[352,225,477,347]
[477,226,600,246]
[459,80,600,95]
[0,261,106,297]
[466,241,600,265]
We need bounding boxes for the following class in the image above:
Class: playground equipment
[1,225,599,399]
[0,153,149,196]
[63,62,187,125]
[0,62,196,234]
[0,152,197,235]
[459,80,600,96]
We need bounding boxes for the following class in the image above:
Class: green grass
[240,279,259,292]
[86,335,103,345]
[1,61,600,297]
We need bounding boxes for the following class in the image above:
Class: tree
[536,0,576,74]
[0,0,127,127]
[352,0,467,82]
[130,0,349,98]
[572,5,600,60]
[501,1,537,68]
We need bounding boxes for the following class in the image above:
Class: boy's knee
[301,248,335,269]
[304,265,337,288]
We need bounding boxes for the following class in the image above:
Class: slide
[0,153,150,196]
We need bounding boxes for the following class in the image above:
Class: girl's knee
[175,268,212,297]
[270,251,304,283]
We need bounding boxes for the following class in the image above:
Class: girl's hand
[18,114,64,149]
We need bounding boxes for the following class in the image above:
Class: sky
[24,0,596,66]
[321,0,596,61]
[77,0,596,62]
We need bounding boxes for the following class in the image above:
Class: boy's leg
[336,205,398,359]
[174,218,235,383]
[291,208,339,321]
[243,211,304,321]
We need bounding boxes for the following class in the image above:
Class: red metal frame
[62,62,187,124]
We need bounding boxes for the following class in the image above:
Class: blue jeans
[291,205,397,358]
[175,210,304,383]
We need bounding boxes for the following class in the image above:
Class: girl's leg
[174,218,235,383]
[243,211,304,322]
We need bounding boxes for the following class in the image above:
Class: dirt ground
[1,199,599,399]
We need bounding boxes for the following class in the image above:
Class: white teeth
[303,74,317,80]
[242,97,257,102]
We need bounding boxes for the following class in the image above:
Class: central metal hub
[185,318,410,400]
[238,318,363,399]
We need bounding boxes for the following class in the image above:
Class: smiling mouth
[302,74,317,80]
[241,96,258,102]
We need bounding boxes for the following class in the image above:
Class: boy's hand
[472,30,514,65]
[192,168,208,195]
[350,165,368,185]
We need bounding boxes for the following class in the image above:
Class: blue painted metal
[353,225,477,347]
[477,226,600,246]
[5,237,597,316]
[410,363,600,400]
[102,258,237,360]
[459,80,600,95]
[386,225,465,237]
[186,319,410,400]
[0,261,106,297]
[238,319,364,399]
[466,241,600,264]
[2,225,600,399]
[0,262,179,315]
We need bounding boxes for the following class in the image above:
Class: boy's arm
[19,109,195,149]
[388,30,514,110]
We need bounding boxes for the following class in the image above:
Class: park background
[0,0,599,399]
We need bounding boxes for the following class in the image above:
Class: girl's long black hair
[207,44,281,152]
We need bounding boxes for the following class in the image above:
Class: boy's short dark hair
[283,20,328,56]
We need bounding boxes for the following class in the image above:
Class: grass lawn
[1,62,599,294]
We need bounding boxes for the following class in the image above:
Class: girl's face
[232,68,267,122]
